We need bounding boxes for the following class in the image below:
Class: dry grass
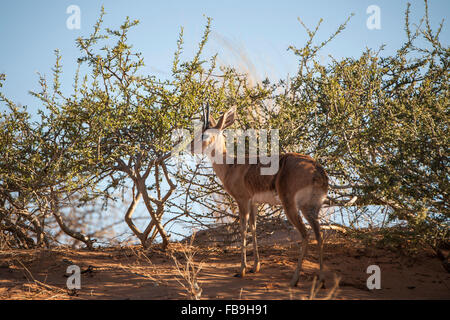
[170,233,204,300]
[308,274,341,300]
[117,246,162,286]
[14,259,69,300]
[1,230,448,300]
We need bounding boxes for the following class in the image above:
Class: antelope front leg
[249,203,260,273]
[235,205,249,277]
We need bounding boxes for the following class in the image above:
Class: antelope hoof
[290,274,300,287]
[250,262,261,273]
[320,280,326,289]
[234,268,246,278]
[234,272,245,278]
[318,274,326,289]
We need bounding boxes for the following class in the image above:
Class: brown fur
[212,153,328,203]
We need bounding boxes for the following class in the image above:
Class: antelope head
[190,103,236,157]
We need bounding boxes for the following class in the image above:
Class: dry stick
[52,210,93,249]
[124,189,144,242]
[15,259,67,296]
[0,214,36,248]
[116,155,171,248]
[308,274,341,300]
[16,198,48,247]
[49,189,93,249]
[136,177,169,248]
[145,163,178,245]
[171,233,203,300]
[128,246,162,285]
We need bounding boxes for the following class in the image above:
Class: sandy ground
[1,231,449,300]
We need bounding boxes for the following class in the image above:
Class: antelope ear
[215,106,236,130]
[208,115,217,128]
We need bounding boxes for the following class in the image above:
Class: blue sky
[1,0,448,113]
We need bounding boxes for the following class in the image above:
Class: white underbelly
[252,191,282,206]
